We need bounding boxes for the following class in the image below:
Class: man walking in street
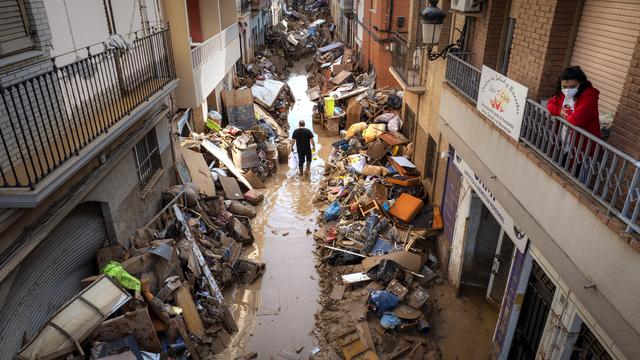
[291,120,315,177]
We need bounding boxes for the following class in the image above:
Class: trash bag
[380,312,402,329]
[103,261,141,291]
[368,290,400,315]
[347,154,366,173]
[324,200,341,221]
[288,152,299,170]
[373,259,402,285]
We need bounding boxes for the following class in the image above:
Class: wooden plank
[201,140,253,190]
[218,175,244,200]
[91,308,162,352]
[175,286,205,339]
[180,147,215,197]
[345,98,363,129]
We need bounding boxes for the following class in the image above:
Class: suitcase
[389,193,424,223]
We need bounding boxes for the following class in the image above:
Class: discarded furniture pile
[16,180,267,359]
[305,43,403,137]
[265,2,333,62]
[312,115,445,358]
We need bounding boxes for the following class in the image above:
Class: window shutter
[0,0,33,56]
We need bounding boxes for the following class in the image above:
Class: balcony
[444,53,640,235]
[0,25,176,198]
[390,36,426,92]
[237,0,250,15]
[191,24,240,69]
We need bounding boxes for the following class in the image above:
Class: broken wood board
[331,70,353,85]
[335,87,369,100]
[172,318,200,360]
[173,205,225,305]
[252,79,286,108]
[201,140,253,190]
[362,251,422,273]
[307,85,321,101]
[91,308,162,352]
[356,322,376,353]
[175,286,205,339]
[222,88,256,130]
[341,272,371,284]
[244,170,266,189]
[330,284,347,300]
[219,175,244,200]
[346,98,363,129]
[181,147,215,197]
[379,131,410,146]
[333,63,353,74]
[18,276,131,360]
[254,103,287,138]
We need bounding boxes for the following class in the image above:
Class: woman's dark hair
[556,66,592,98]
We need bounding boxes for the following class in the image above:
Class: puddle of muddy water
[219,59,334,360]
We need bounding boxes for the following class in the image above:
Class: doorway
[508,260,556,359]
[460,193,516,305]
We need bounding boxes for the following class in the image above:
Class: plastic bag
[288,152,298,170]
[380,312,402,329]
[368,290,400,315]
[103,261,141,291]
[324,201,341,221]
[347,154,367,173]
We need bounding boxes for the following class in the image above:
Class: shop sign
[477,66,529,141]
[453,151,528,253]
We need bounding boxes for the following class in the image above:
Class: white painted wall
[439,87,640,358]
[193,29,240,106]
[448,178,472,290]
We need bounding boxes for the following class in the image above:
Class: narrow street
[222,59,332,359]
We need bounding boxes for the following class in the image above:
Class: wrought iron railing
[0,25,176,189]
[444,53,480,103]
[191,24,239,69]
[391,36,424,88]
[444,53,640,234]
[521,101,640,233]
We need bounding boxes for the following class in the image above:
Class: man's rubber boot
[298,167,304,176]
[305,162,311,177]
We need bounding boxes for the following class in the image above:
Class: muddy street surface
[220,59,332,359]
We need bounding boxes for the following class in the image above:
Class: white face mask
[562,88,578,98]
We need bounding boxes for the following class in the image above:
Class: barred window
[133,128,162,188]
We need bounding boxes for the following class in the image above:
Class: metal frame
[0,25,175,189]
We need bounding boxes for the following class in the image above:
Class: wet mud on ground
[220,59,333,360]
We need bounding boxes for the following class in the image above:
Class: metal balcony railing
[0,25,176,189]
[191,24,239,70]
[444,53,640,234]
[391,37,424,88]
[444,53,480,103]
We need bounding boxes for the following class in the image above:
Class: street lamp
[420,0,463,61]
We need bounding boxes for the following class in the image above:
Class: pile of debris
[311,111,445,358]
[305,42,404,137]
[16,117,281,359]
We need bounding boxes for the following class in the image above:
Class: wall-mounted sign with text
[477,66,529,141]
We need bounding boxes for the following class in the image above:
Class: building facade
[393,0,640,359]
[0,0,178,357]
[163,0,241,132]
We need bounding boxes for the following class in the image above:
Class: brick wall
[608,36,640,159]
[359,0,408,88]
[468,0,508,70]
[507,0,580,100]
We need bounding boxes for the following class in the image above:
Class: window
[570,323,613,360]
[498,17,516,75]
[134,128,162,189]
[402,104,416,141]
[425,135,437,180]
[0,0,33,56]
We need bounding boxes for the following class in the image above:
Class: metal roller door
[0,203,108,359]
[570,0,640,114]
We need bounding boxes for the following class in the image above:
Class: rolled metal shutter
[0,203,108,359]
[570,0,640,114]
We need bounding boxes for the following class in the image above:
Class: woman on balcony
[547,66,602,182]
[547,66,602,139]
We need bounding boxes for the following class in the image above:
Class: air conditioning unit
[451,0,481,12]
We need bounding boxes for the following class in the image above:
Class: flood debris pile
[16,130,276,359]
[305,44,402,139]
[311,116,446,359]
